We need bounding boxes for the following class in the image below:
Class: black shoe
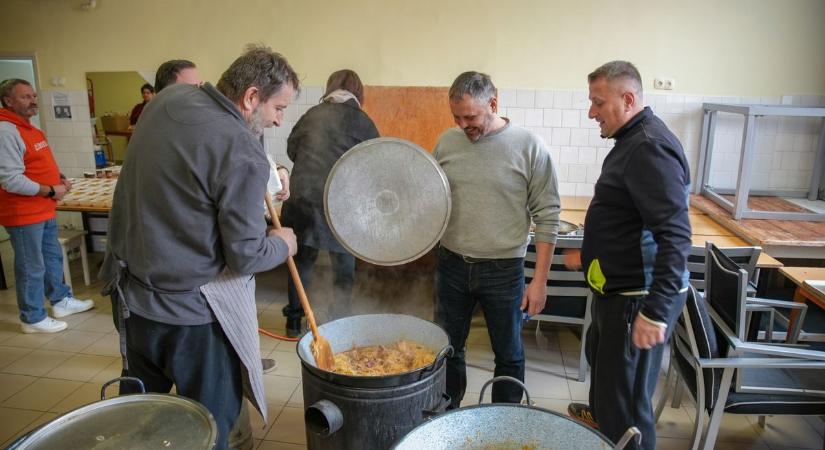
[286,317,302,338]
[261,358,277,374]
[568,402,599,429]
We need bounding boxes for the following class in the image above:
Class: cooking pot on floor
[6,377,217,450]
[297,314,452,449]
[393,376,641,450]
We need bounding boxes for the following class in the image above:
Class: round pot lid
[324,138,451,266]
[12,393,217,449]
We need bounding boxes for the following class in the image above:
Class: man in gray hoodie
[101,45,298,450]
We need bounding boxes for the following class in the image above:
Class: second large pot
[393,377,640,450]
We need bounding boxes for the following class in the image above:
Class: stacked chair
[524,235,591,382]
[656,243,825,450]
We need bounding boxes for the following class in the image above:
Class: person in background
[280,69,379,337]
[433,71,560,409]
[0,78,95,334]
[128,83,154,126]
[565,61,691,450]
[100,45,299,450]
[154,59,201,93]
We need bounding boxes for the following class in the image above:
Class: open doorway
[0,54,40,128]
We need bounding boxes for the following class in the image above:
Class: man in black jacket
[566,61,691,450]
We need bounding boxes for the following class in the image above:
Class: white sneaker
[52,297,95,318]
[21,317,67,334]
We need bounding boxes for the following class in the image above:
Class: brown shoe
[567,402,599,429]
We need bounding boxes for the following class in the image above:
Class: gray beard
[246,104,268,137]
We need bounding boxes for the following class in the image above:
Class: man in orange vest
[0,78,95,333]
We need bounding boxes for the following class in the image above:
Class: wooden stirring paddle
[264,195,335,370]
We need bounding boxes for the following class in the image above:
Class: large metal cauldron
[393,377,640,450]
[297,314,452,449]
[7,377,217,450]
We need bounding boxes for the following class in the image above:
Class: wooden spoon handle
[264,195,321,339]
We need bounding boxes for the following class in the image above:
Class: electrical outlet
[654,78,675,90]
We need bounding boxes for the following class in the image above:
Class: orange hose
[258,327,299,342]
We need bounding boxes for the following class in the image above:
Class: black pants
[120,312,243,450]
[587,293,683,450]
[282,245,355,321]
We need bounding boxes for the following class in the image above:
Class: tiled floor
[0,254,823,449]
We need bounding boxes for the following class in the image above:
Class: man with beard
[0,78,95,334]
[100,45,298,450]
[433,71,561,409]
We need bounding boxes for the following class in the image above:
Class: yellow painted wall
[87,71,147,161]
[1,0,823,96]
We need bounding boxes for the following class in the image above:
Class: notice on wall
[52,92,72,120]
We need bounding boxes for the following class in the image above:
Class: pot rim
[9,392,218,449]
[393,403,615,448]
[296,314,451,388]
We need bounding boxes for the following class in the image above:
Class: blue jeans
[5,219,72,324]
[435,247,525,408]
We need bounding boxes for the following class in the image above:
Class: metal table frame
[694,103,825,221]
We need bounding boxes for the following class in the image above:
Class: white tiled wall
[38,89,97,178]
[38,90,95,230]
[263,85,324,171]
[265,87,824,198]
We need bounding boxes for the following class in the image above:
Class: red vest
[0,109,60,227]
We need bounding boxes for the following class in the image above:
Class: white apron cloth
[200,269,268,422]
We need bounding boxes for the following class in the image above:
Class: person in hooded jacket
[280,69,379,336]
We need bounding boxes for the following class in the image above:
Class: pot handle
[100,376,146,400]
[421,393,451,418]
[478,376,532,406]
[613,427,641,450]
[419,345,453,379]
[305,399,343,437]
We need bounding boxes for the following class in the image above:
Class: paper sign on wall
[51,92,72,120]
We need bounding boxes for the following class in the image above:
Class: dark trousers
[435,247,525,409]
[283,245,355,321]
[120,312,243,450]
[587,293,683,450]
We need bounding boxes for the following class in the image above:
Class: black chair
[655,244,825,450]
[687,244,761,295]
[688,243,807,343]
[524,235,590,382]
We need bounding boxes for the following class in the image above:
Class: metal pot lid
[12,393,217,449]
[324,137,451,266]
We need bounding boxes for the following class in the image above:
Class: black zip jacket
[581,107,691,326]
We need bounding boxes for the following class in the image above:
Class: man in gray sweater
[101,45,298,450]
[434,71,561,408]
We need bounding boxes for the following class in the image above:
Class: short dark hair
[448,71,497,104]
[323,69,364,104]
[140,83,154,94]
[587,60,643,96]
[154,59,196,92]
[0,78,32,108]
[216,44,300,105]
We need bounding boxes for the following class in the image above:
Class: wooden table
[561,211,783,270]
[781,267,825,342]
